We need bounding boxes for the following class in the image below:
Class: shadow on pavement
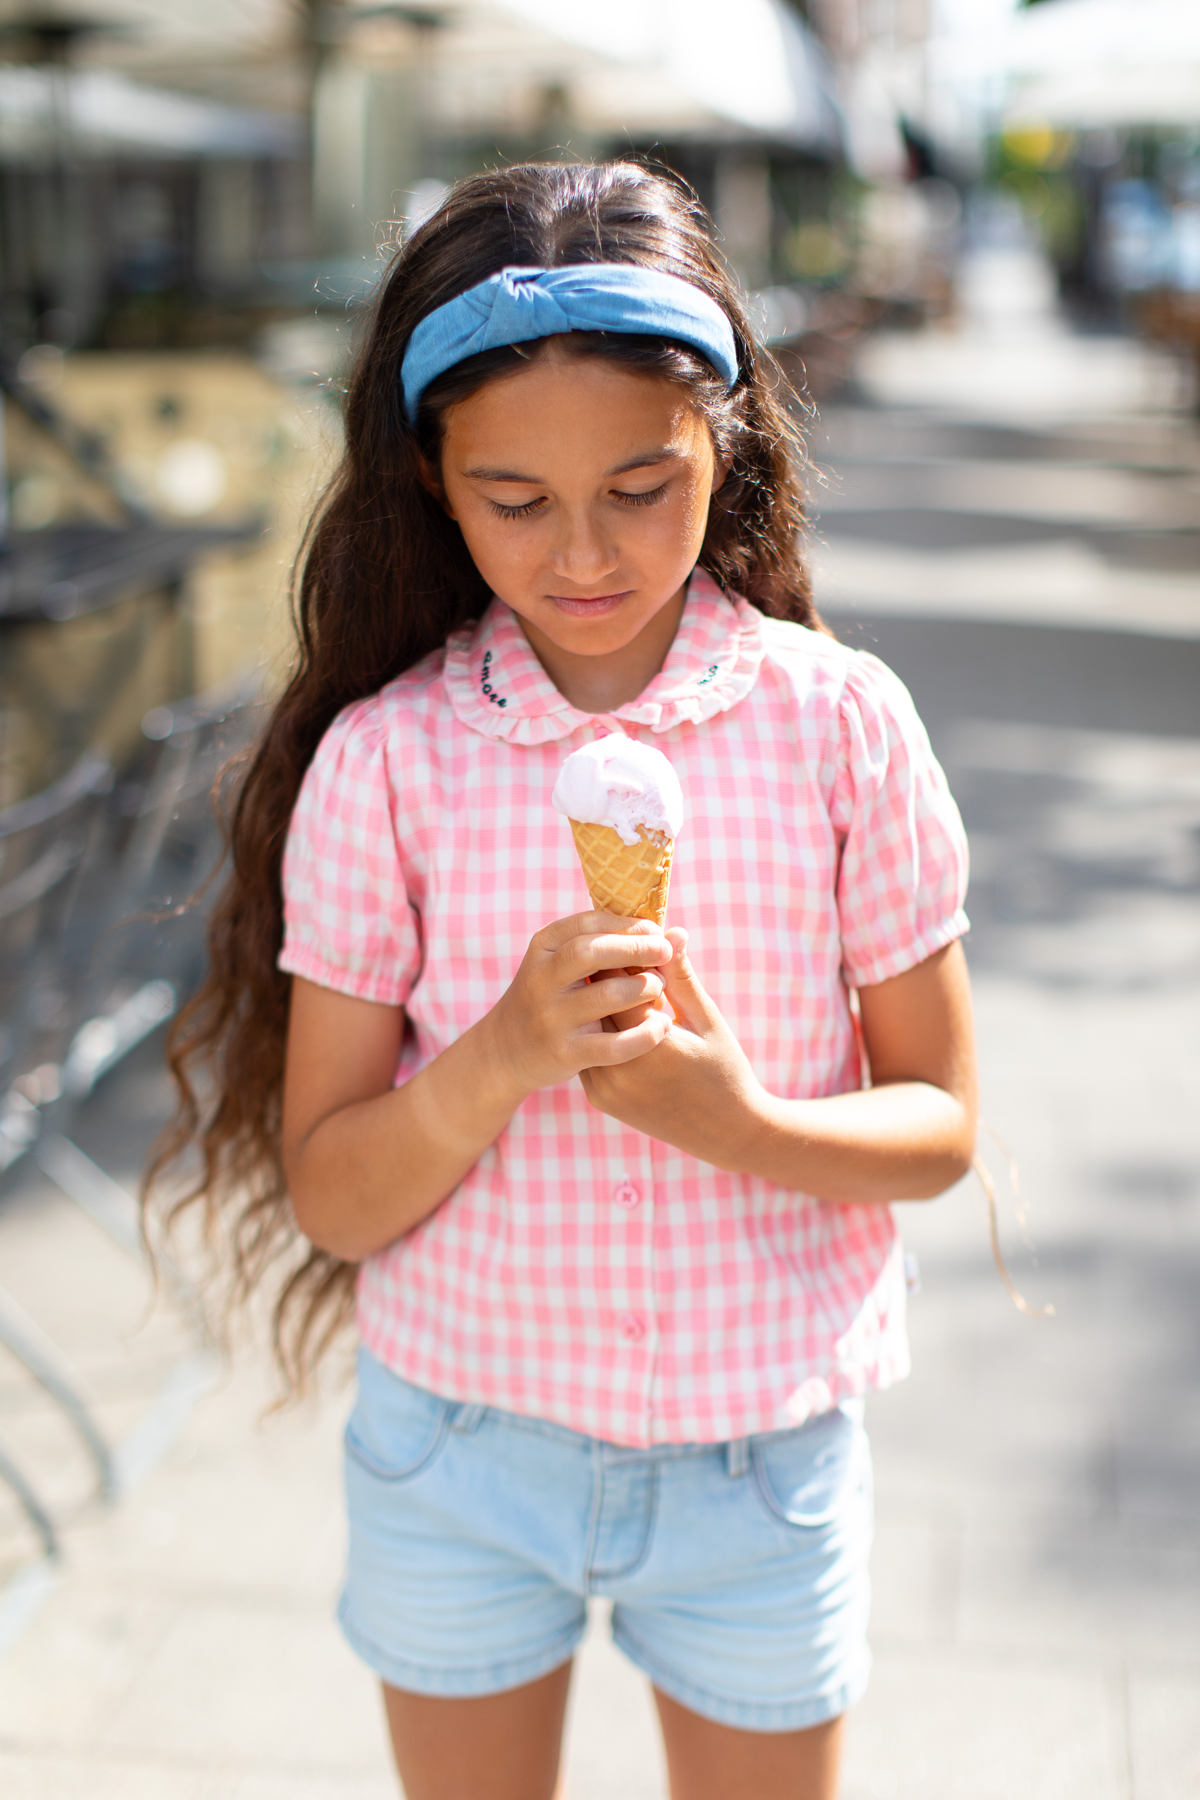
[828,614,1200,988]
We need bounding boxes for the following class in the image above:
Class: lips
[548,591,631,617]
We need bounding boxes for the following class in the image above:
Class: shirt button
[618,1312,647,1343]
[613,1180,641,1210]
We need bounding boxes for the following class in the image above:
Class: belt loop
[451,1404,486,1434]
[725,1437,749,1478]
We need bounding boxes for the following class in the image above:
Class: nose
[549,503,620,588]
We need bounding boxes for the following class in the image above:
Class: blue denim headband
[400,264,739,423]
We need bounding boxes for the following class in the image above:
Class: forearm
[287,1012,525,1261]
[734,1079,975,1204]
[583,938,978,1205]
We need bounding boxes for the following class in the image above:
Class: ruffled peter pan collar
[442,568,765,746]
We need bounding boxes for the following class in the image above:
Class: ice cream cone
[569,819,674,926]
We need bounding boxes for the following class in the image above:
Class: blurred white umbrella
[0,64,302,158]
[500,0,842,152]
[1004,0,1200,68]
[1001,0,1200,127]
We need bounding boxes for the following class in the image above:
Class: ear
[418,453,457,520]
[710,452,732,495]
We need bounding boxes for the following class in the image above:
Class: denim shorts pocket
[345,1356,455,1484]
[750,1408,869,1530]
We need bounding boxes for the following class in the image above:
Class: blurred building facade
[0,1,862,351]
[0,0,868,814]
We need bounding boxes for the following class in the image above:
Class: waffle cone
[569,820,674,926]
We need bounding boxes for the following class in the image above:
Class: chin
[552,622,647,657]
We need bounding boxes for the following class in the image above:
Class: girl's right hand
[282,916,673,1262]
[484,911,674,1100]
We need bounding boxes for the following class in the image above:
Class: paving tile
[1127,1666,1200,1800]
[841,1647,1127,1800]
[0,1752,221,1799]
[1113,1398,1200,1525]
[564,1603,667,1800]
[866,1374,1118,1526]
[99,1602,393,1774]
[0,1750,399,1798]
[72,1455,346,1602]
[0,1177,180,1371]
[158,1353,356,1488]
[868,1517,957,1646]
[0,1583,176,1749]
[956,1526,1200,1661]
[225,1775,399,1799]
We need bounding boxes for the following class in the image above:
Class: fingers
[531,913,674,990]
[605,997,661,1032]
[501,914,677,1095]
[659,927,719,1033]
[538,911,668,957]
[577,1007,671,1068]
[580,934,673,982]
[566,970,664,1029]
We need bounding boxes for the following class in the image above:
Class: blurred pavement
[1,288,1198,1798]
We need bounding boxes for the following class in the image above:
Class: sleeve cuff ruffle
[844,910,970,990]
[278,940,413,1008]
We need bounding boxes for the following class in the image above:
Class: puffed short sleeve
[830,652,969,988]
[278,699,422,1006]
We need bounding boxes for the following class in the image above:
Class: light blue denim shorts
[339,1348,873,1733]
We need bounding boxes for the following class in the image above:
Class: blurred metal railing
[0,677,263,1559]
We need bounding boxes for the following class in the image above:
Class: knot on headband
[400,264,740,423]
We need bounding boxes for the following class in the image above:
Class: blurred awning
[0,65,304,160]
[0,1,849,162]
[1001,0,1200,129]
[499,0,842,153]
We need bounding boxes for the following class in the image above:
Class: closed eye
[486,483,668,519]
[486,496,547,520]
[614,484,668,507]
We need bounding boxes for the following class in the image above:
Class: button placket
[606,1136,658,1440]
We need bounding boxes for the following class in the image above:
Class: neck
[518,585,687,715]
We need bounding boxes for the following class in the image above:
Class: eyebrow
[462,447,685,483]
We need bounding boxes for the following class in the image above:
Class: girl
[158,161,976,1800]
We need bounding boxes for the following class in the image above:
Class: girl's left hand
[579,929,767,1169]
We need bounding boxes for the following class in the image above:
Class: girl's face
[429,347,724,676]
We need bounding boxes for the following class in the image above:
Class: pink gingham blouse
[280,571,969,1446]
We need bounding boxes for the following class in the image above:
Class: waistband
[439,1391,864,1477]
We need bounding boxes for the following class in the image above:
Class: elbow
[939,1141,976,1194]
[911,1120,977,1201]
[932,1083,977,1194]
[294,1206,373,1266]
[289,1180,373,1263]
[288,1183,339,1261]
[284,1155,360,1263]
[285,1150,434,1262]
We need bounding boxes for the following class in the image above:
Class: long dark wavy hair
[147,159,823,1392]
